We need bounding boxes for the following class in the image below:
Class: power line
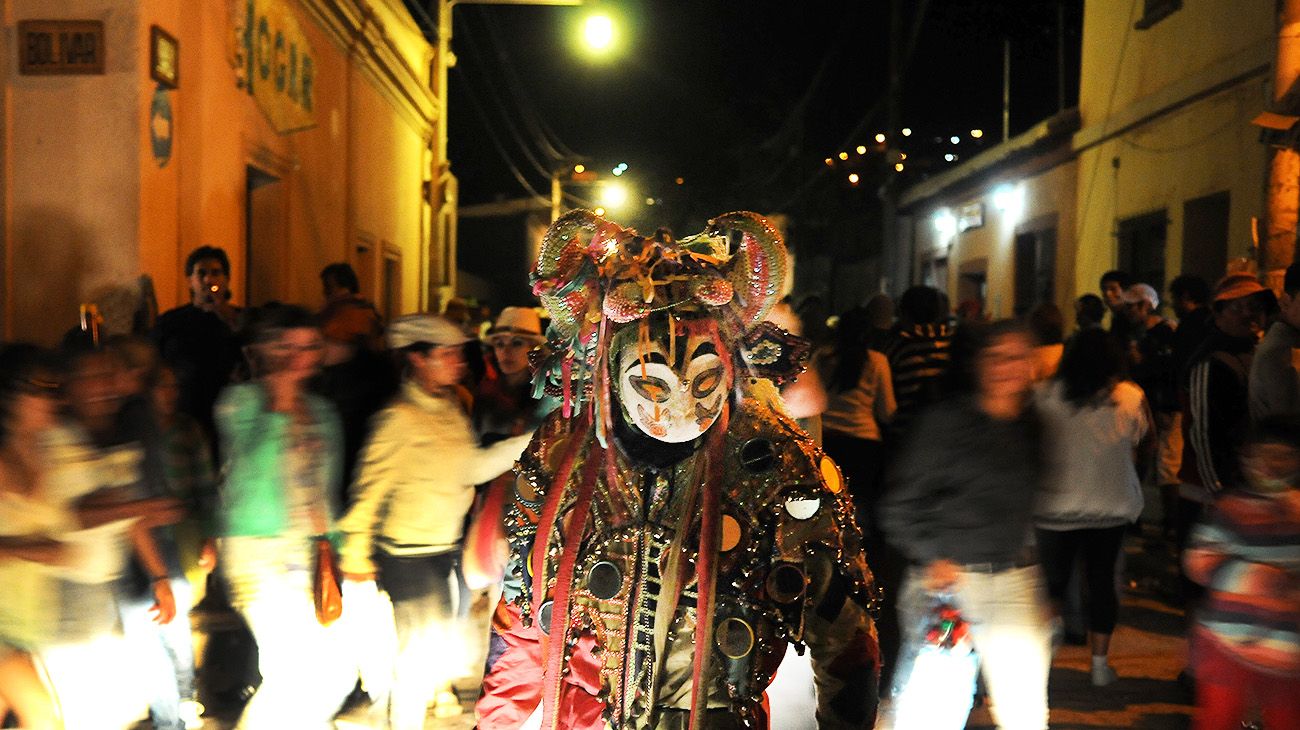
[453,64,550,203]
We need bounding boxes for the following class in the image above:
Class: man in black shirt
[151,247,241,442]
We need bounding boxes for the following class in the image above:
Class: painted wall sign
[17,20,105,75]
[241,0,316,134]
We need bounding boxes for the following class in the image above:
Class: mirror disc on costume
[716,617,755,659]
[720,514,743,552]
[537,600,554,635]
[766,562,807,603]
[739,439,776,473]
[586,561,623,600]
[820,455,843,493]
[784,496,821,520]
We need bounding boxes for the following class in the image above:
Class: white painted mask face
[616,333,728,443]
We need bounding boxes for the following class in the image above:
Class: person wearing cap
[1122,284,1181,510]
[1249,263,1300,423]
[1177,274,1277,572]
[337,314,533,729]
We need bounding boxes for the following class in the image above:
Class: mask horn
[532,209,625,341]
[708,211,788,330]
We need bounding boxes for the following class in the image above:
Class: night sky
[436,0,1083,303]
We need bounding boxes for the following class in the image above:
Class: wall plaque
[18,20,105,76]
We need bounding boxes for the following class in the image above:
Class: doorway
[245,166,287,306]
[1014,226,1057,316]
[1182,192,1229,285]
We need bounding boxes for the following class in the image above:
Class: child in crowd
[1184,418,1300,729]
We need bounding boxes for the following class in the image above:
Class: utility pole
[1057,1,1066,114]
[1265,0,1300,287]
[1002,38,1011,141]
[881,0,904,296]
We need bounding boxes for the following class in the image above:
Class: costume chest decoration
[479,210,880,730]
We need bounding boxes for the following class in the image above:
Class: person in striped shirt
[1184,418,1300,729]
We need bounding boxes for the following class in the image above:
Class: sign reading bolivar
[242,0,315,134]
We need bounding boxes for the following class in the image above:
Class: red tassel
[540,445,604,730]
[688,403,729,730]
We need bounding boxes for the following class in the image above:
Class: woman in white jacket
[337,315,531,730]
[1035,327,1152,688]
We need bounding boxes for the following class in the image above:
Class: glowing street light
[902,127,913,136]
[874,133,886,143]
[856,145,867,155]
[824,157,834,166]
[970,129,984,139]
[894,162,905,172]
[573,164,586,173]
[599,181,629,209]
[582,13,616,53]
[838,151,849,161]
[950,135,960,144]
[848,173,860,184]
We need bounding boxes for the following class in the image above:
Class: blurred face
[1214,296,1268,340]
[410,345,466,393]
[11,376,60,437]
[976,332,1035,404]
[490,336,535,378]
[1242,441,1300,495]
[616,331,728,443]
[152,367,179,419]
[1101,280,1126,311]
[257,327,324,382]
[1124,299,1153,325]
[65,352,123,425]
[188,257,230,308]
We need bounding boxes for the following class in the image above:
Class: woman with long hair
[1034,326,1152,686]
[214,304,353,728]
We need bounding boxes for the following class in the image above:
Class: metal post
[550,169,563,221]
[1002,38,1011,142]
[1057,1,1066,114]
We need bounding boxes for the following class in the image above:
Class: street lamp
[582,13,616,53]
[431,0,586,298]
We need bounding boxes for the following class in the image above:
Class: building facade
[899,112,1079,320]
[895,0,1275,319]
[1,0,449,343]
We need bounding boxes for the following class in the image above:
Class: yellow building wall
[1075,43,1269,301]
[3,0,145,343]
[1079,0,1272,124]
[2,0,435,343]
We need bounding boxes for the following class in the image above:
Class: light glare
[583,14,615,52]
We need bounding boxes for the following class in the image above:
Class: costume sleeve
[794,454,880,728]
[880,409,953,563]
[475,597,545,729]
[803,568,880,728]
[336,408,404,575]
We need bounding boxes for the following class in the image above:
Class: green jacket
[215,382,343,538]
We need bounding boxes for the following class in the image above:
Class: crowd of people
[0,235,1298,730]
[804,267,1300,729]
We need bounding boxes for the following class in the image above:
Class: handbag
[313,537,343,626]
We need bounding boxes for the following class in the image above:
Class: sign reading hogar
[242,0,316,134]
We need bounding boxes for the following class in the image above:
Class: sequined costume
[476,211,880,730]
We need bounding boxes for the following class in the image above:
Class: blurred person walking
[1250,263,1300,422]
[882,320,1052,729]
[1183,418,1300,729]
[0,345,71,730]
[1034,328,1152,686]
[213,304,353,729]
[338,315,532,729]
